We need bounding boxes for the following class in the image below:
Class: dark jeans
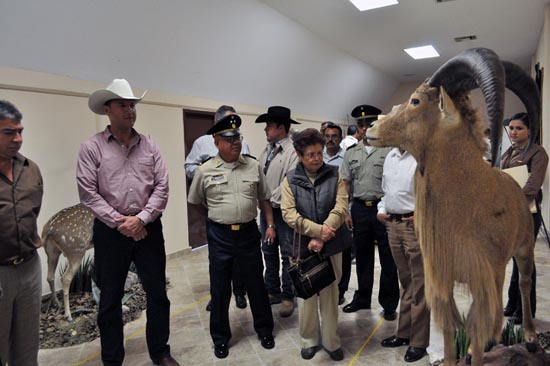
[351,204,399,312]
[260,208,294,300]
[506,212,541,317]
[207,220,274,346]
[93,218,171,366]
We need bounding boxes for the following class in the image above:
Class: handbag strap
[292,217,304,260]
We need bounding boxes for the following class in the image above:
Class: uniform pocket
[242,174,259,199]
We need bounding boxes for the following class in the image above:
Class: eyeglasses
[303,152,323,159]
[324,134,340,140]
[219,135,243,143]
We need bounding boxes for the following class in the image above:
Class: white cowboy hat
[88,79,147,115]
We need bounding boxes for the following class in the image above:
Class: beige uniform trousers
[298,252,342,351]
[387,220,430,348]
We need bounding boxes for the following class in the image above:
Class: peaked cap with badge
[207,114,242,137]
[351,105,382,126]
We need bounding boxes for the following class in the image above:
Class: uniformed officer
[188,114,276,359]
[340,105,400,320]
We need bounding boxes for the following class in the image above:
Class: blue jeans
[261,208,294,300]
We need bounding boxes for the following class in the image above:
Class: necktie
[264,144,280,174]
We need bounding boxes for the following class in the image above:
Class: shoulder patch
[347,143,358,150]
[200,156,214,165]
[242,154,257,160]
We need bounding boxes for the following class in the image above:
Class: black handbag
[288,217,336,299]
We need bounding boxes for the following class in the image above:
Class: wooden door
[183,109,214,248]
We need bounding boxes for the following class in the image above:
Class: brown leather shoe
[153,355,180,366]
[279,299,294,317]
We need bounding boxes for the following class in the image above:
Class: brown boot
[279,299,294,317]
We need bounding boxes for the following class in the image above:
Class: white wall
[0,0,397,121]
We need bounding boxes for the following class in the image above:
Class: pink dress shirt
[77,127,169,228]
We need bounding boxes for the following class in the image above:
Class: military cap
[351,105,382,121]
[207,114,242,136]
[255,106,300,125]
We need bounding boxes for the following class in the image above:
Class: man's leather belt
[209,220,256,231]
[388,212,414,222]
[353,198,380,207]
[0,250,36,266]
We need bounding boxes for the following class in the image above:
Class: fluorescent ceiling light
[404,45,440,59]
[349,0,398,11]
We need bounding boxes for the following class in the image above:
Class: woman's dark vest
[286,163,351,259]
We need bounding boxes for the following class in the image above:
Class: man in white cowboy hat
[77,79,179,366]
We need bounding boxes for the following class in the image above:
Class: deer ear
[439,87,458,124]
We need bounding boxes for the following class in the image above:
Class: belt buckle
[13,257,24,265]
[231,224,241,231]
[366,201,374,207]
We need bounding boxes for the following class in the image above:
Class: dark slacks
[93,219,171,366]
[207,220,274,346]
[350,204,399,312]
[339,246,353,299]
[506,211,540,317]
[260,208,294,300]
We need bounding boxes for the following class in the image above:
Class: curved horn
[429,48,505,166]
[502,61,541,149]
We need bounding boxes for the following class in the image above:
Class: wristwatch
[267,224,276,229]
[138,218,146,226]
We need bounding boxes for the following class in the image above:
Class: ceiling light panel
[349,0,399,11]
[404,45,440,59]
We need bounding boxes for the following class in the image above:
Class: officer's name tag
[211,174,225,181]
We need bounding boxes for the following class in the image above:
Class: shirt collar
[103,126,141,145]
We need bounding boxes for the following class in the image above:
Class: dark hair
[214,105,236,123]
[323,122,342,137]
[356,117,376,127]
[0,100,22,122]
[293,128,325,156]
[347,125,358,135]
[509,112,530,129]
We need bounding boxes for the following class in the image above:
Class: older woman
[501,112,548,323]
[281,128,349,361]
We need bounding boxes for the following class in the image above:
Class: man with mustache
[0,100,44,366]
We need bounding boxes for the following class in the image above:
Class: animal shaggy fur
[367,84,536,366]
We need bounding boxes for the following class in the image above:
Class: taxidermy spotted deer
[367,48,538,366]
[43,203,94,321]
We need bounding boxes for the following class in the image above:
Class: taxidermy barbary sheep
[366,48,538,366]
[43,203,94,321]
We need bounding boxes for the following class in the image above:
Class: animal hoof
[525,342,538,353]
[465,354,472,365]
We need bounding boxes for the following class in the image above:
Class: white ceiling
[258,0,549,82]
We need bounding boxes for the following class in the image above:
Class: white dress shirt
[378,148,417,215]
[340,135,358,151]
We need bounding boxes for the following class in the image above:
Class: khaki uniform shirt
[340,141,391,200]
[259,137,298,208]
[0,153,43,260]
[188,154,270,224]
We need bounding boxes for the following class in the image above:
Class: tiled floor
[38,239,550,366]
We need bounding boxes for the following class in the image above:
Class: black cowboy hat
[255,106,300,125]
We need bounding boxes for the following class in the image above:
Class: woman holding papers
[501,112,548,324]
